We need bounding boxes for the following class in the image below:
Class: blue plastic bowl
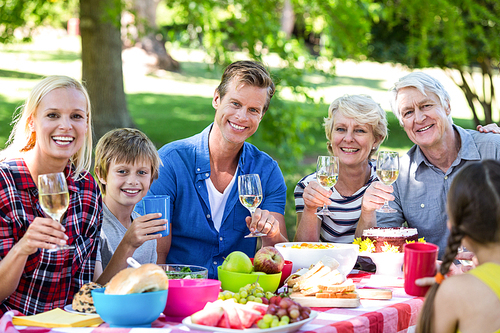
[92,288,168,328]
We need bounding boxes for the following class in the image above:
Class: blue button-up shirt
[378,125,500,258]
[147,124,287,279]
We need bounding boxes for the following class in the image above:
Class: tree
[127,0,180,71]
[80,0,134,140]
[368,0,500,126]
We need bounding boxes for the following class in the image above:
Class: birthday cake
[359,227,419,253]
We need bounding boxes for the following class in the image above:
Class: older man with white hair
[358,72,500,258]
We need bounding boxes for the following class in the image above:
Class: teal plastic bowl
[217,266,281,293]
[92,288,168,328]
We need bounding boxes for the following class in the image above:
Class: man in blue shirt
[149,61,288,278]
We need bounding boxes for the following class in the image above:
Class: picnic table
[1,271,424,333]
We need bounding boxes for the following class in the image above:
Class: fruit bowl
[92,288,168,328]
[158,264,208,279]
[217,266,281,293]
[163,279,221,319]
[274,242,359,276]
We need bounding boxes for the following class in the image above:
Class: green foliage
[369,0,500,70]
[158,0,374,171]
[0,0,78,43]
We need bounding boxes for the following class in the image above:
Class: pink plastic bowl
[163,279,221,318]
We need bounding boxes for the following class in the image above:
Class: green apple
[221,251,253,273]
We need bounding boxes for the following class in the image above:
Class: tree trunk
[80,0,134,142]
[281,0,295,39]
[132,0,180,71]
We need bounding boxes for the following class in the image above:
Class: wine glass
[457,246,474,267]
[376,151,399,213]
[38,172,74,252]
[238,174,266,238]
[315,155,339,216]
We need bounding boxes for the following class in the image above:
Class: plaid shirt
[0,159,102,315]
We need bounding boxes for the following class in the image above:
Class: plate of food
[182,310,318,333]
[63,304,98,316]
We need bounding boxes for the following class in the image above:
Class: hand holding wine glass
[376,151,399,213]
[315,155,339,216]
[238,174,266,238]
[38,172,74,252]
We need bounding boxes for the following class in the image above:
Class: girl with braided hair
[416,159,500,333]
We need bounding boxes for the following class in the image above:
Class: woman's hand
[361,181,395,212]
[17,217,68,254]
[302,181,331,210]
[477,123,500,133]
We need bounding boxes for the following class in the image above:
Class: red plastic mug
[403,242,439,296]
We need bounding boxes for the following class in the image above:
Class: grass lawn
[0,31,479,240]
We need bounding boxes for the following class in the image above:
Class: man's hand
[122,213,167,249]
[17,217,68,254]
[245,208,279,238]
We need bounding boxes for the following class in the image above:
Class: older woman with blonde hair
[0,76,102,315]
[294,94,387,243]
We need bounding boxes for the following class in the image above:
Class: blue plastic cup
[142,195,170,237]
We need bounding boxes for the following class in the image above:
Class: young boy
[93,128,166,284]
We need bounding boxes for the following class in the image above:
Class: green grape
[256,286,264,292]
[271,318,280,328]
[278,321,288,326]
[280,315,290,324]
[254,297,263,303]
[240,290,248,298]
[247,295,255,301]
[233,293,241,301]
[223,291,233,300]
[239,298,247,304]
[255,292,264,298]
[257,320,269,329]
[262,314,274,324]
[265,291,274,299]
[217,292,224,300]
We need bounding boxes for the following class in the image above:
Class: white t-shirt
[206,169,238,232]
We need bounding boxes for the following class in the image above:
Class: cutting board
[290,292,361,308]
[290,288,392,307]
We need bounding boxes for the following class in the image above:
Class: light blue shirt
[147,124,287,279]
[377,125,500,258]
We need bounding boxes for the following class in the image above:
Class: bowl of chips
[274,242,359,276]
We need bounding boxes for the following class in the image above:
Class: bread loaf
[105,263,169,295]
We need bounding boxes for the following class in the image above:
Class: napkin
[12,308,103,328]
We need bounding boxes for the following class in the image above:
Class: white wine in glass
[38,172,74,252]
[316,155,339,216]
[376,151,399,213]
[238,174,266,238]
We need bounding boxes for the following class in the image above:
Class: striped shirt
[0,159,102,315]
[294,162,377,243]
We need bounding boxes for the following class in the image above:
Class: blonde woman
[0,76,102,315]
[294,95,387,243]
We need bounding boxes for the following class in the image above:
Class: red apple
[253,246,285,274]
